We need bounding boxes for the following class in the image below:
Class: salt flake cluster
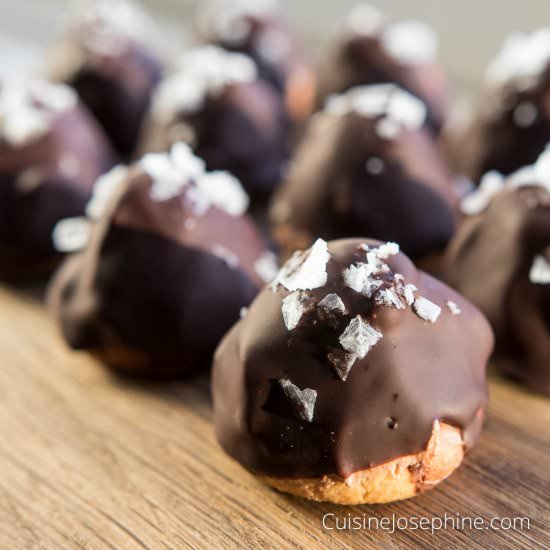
[140,143,250,217]
[326,84,427,140]
[153,46,257,123]
[485,28,550,88]
[461,146,550,216]
[0,81,77,147]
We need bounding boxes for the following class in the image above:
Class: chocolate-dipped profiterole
[270,84,457,262]
[446,148,550,394]
[0,80,115,280]
[316,3,448,133]
[461,28,550,183]
[196,0,316,121]
[48,143,278,377]
[47,0,164,158]
[213,238,492,504]
[140,46,291,203]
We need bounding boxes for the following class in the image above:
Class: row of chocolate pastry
[0,0,548,505]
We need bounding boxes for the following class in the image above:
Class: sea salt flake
[317,293,346,313]
[152,46,257,119]
[375,288,405,310]
[375,241,400,259]
[254,251,279,283]
[381,20,438,65]
[339,315,383,359]
[413,297,442,323]
[461,171,505,215]
[343,263,370,292]
[197,171,249,216]
[397,283,418,305]
[529,254,550,284]
[279,379,317,423]
[52,217,91,253]
[327,350,357,381]
[446,300,462,315]
[281,292,306,330]
[275,239,330,291]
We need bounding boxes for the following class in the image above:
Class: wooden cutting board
[0,284,548,549]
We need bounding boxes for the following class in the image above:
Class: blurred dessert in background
[48,143,278,377]
[47,0,164,158]
[271,84,457,263]
[0,79,115,280]
[316,3,448,134]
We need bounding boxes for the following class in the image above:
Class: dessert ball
[48,143,278,377]
[461,28,550,183]
[141,46,291,204]
[213,238,492,504]
[316,3,448,133]
[270,84,457,262]
[446,149,550,394]
[47,0,164,158]
[0,80,116,280]
[196,0,316,121]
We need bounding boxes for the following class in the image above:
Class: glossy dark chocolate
[446,172,550,393]
[316,5,448,133]
[47,0,164,157]
[48,147,276,377]
[0,83,116,280]
[213,239,492,478]
[270,86,457,261]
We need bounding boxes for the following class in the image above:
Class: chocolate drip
[213,239,492,478]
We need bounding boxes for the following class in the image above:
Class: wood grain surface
[0,284,548,549]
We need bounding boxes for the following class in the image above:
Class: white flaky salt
[339,315,383,359]
[274,239,331,292]
[152,46,257,122]
[529,253,550,284]
[281,292,306,330]
[254,251,279,283]
[413,296,442,323]
[446,300,462,315]
[317,293,346,313]
[485,28,550,88]
[52,217,91,253]
[326,84,426,140]
[381,20,438,65]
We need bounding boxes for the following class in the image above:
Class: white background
[1,0,550,94]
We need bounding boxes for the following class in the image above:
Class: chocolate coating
[142,47,291,204]
[316,6,448,133]
[446,185,550,393]
[213,239,492,478]
[48,151,275,377]
[270,88,457,261]
[0,84,115,280]
[47,0,164,157]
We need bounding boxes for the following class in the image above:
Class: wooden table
[0,284,548,549]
